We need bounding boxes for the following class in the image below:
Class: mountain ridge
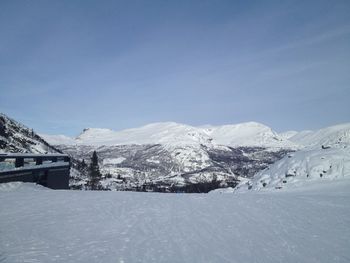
[41,121,300,149]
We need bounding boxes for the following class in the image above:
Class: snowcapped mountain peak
[204,121,298,148]
[61,122,211,147]
[41,120,299,149]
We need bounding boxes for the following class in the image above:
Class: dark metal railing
[0,153,70,189]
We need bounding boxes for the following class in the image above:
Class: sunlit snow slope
[236,123,350,191]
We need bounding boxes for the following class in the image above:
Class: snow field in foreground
[0,181,350,263]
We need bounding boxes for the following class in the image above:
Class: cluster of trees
[88,151,103,190]
[75,151,103,190]
[73,152,238,193]
[139,175,239,193]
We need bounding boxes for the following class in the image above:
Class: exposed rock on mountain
[0,113,59,154]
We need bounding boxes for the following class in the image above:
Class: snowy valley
[2,113,350,193]
[42,121,298,191]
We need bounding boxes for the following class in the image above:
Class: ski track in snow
[0,182,350,263]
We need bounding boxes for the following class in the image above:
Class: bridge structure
[0,153,70,189]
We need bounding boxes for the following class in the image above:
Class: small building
[0,153,70,189]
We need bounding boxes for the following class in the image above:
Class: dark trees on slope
[88,151,102,190]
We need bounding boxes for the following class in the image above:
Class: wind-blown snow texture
[0,181,349,263]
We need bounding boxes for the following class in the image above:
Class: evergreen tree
[89,151,102,190]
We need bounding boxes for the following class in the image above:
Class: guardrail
[0,153,70,189]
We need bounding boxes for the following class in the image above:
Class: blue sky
[0,0,349,136]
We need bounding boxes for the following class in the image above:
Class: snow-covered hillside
[0,181,349,263]
[42,121,298,149]
[75,122,213,148]
[205,122,297,148]
[279,130,299,140]
[0,113,59,154]
[236,123,350,192]
[289,123,350,148]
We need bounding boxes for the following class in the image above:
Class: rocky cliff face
[0,113,59,154]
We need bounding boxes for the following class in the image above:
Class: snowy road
[0,182,349,263]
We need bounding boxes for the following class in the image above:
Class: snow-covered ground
[1,181,349,263]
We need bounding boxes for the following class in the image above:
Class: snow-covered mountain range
[41,121,299,149]
[2,111,349,192]
[41,120,350,192]
[40,121,301,191]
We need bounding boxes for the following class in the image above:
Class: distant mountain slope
[279,130,299,140]
[38,134,76,146]
[235,123,350,192]
[205,122,297,148]
[42,121,299,149]
[0,113,59,154]
[75,122,213,147]
[289,123,350,148]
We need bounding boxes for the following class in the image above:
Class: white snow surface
[235,147,350,192]
[103,157,126,165]
[0,181,349,263]
[205,122,297,148]
[41,121,298,149]
[288,123,350,148]
[235,123,350,192]
[279,130,299,140]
